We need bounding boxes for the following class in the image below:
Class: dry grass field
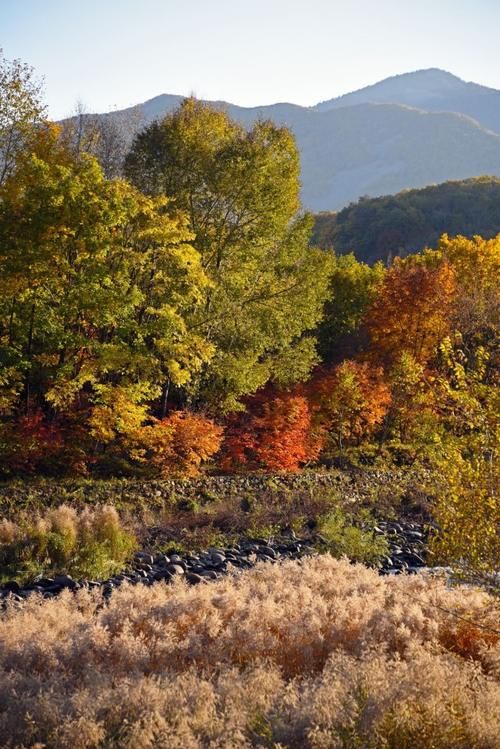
[0,556,498,748]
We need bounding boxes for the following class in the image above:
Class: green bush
[317,508,389,565]
[0,505,136,583]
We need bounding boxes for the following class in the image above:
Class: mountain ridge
[84,69,500,211]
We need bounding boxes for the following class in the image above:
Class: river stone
[167,564,185,576]
[258,547,277,559]
[210,552,226,565]
[135,552,155,565]
[2,581,21,593]
[186,572,203,584]
[53,575,77,590]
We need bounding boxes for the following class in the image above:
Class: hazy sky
[2,0,500,119]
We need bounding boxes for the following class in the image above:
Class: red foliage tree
[221,387,322,472]
[0,410,89,477]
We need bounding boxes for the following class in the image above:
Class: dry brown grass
[0,556,498,748]
[0,505,136,583]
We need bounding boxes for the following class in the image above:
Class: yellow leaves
[429,447,500,583]
[45,369,96,411]
[438,233,500,296]
[89,385,151,444]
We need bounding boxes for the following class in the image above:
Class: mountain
[91,70,500,212]
[314,68,500,134]
[311,176,500,264]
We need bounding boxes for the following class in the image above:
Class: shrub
[222,387,322,472]
[0,504,136,582]
[129,410,224,477]
[317,508,389,565]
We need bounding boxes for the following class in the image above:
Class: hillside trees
[125,99,333,411]
[312,177,500,264]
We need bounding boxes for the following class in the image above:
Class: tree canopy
[0,126,212,444]
[125,98,333,411]
[0,49,46,186]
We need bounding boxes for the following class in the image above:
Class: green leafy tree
[125,98,333,411]
[316,252,385,362]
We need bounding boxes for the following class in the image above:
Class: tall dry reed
[0,556,498,747]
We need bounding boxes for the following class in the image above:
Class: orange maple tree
[310,360,391,451]
[130,411,224,477]
[221,387,321,472]
[364,254,456,367]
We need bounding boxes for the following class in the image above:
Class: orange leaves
[0,410,88,477]
[365,255,457,367]
[221,387,321,472]
[131,410,223,477]
[221,363,392,470]
[311,360,391,451]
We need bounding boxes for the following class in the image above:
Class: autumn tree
[221,387,321,472]
[427,335,499,586]
[125,98,333,411]
[438,233,500,368]
[127,410,224,477]
[364,252,456,368]
[311,360,391,453]
[0,126,212,467]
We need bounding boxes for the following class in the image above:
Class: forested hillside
[312,176,500,264]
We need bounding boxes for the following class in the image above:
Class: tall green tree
[125,98,333,411]
[316,253,385,362]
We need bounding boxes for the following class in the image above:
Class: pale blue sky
[2,0,499,118]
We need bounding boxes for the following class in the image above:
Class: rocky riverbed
[0,519,433,604]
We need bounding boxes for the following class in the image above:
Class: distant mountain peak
[314,68,471,112]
